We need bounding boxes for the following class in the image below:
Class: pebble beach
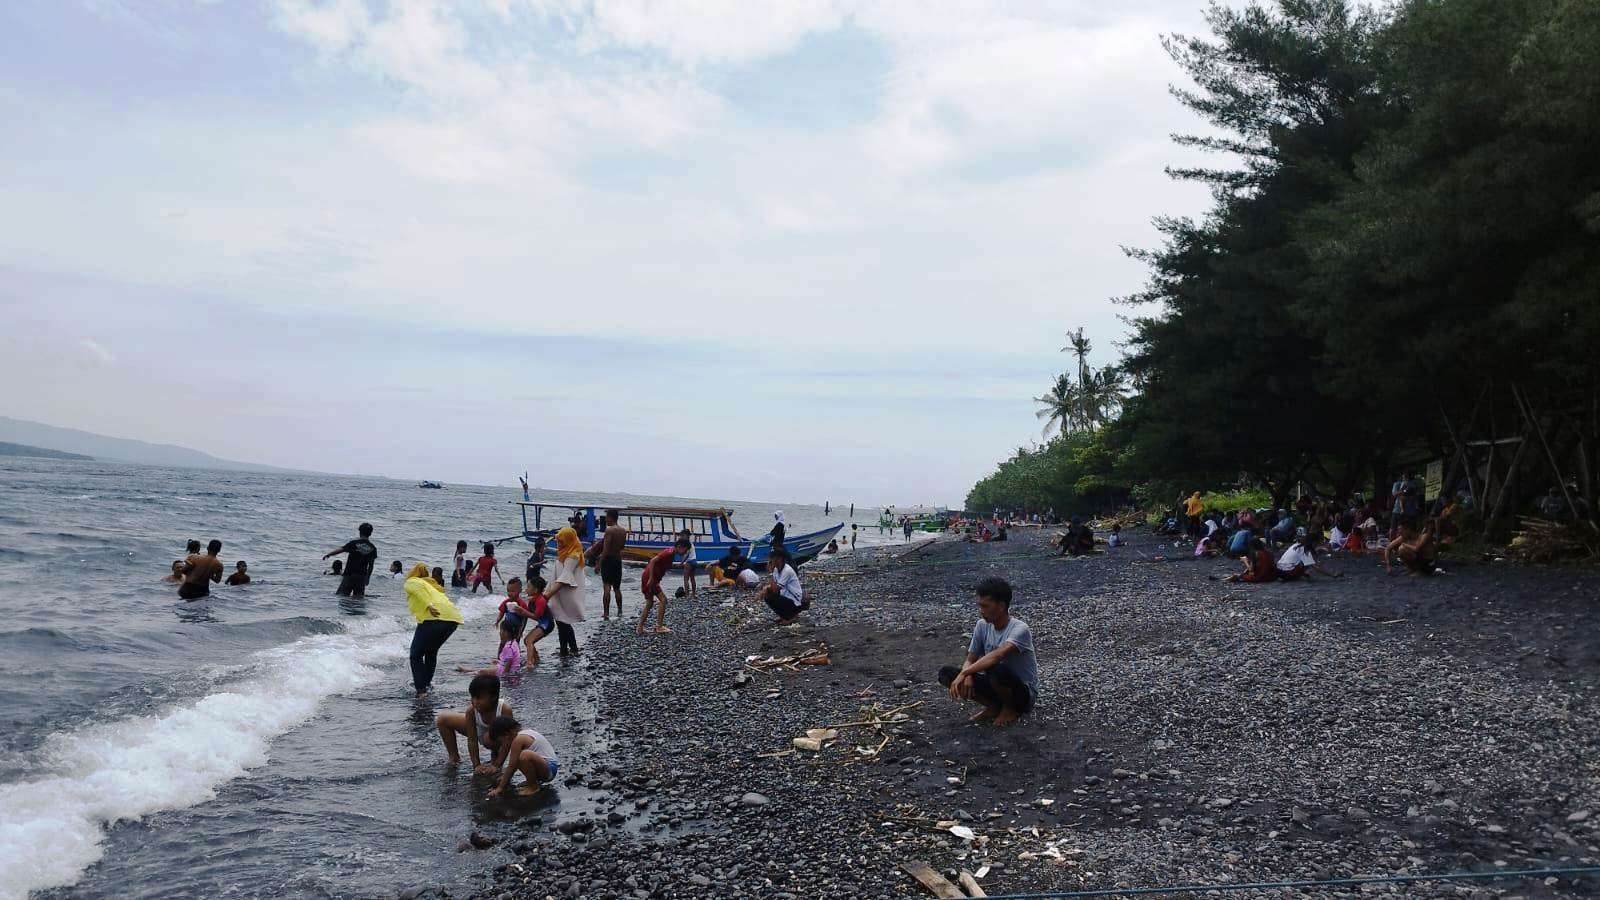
[451,527,1600,900]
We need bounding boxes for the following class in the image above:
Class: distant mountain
[0,441,93,461]
[0,417,300,474]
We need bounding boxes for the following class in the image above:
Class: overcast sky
[0,0,1214,506]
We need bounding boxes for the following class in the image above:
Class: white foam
[0,593,501,900]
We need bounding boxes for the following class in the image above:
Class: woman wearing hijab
[769,511,786,554]
[404,563,464,696]
[547,526,587,656]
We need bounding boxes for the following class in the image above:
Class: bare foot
[446,755,461,766]
[635,625,646,635]
[653,626,672,634]
[967,708,998,723]
[993,710,1020,727]
[602,614,610,620]
[514,785,542,797]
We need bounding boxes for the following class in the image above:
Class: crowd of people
[160,509,833,801]
[1155,482,1474,581]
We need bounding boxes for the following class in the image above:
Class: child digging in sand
[485,715,560,798]
[435,673,513,774]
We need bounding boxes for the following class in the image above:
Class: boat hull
[521,525,841,570]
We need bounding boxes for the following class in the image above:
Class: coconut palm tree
[1062,328,1093,428]
[1084,365,1129,427]
[1034,373,1080,438]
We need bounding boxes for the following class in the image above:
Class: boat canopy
[512,500,746,541]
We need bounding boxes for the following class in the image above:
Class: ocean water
[0,458,908,899]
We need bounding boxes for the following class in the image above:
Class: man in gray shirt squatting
[937,576,1037,726]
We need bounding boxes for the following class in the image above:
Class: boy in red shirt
[637,538,688,635]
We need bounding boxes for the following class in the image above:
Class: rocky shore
[458,528,1599,900]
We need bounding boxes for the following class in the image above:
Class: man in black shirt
[323,522,378,598]
[710,545,748,588]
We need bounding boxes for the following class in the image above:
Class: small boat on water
[418,481,444,489]
[507,500,841,568]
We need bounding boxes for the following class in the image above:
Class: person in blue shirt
[938,577,1037,726]
[1227,526,1252,558]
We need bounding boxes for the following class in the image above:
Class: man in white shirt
[760,547,809,623]
[939,577,1037,726]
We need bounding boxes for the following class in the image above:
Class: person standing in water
[323,523,377,598]
[179,539,224,600]
[546,526,587,656]
[452,540,469,588]
[597,510,627,619]
[405,563,463,697]
[470,542,500,593]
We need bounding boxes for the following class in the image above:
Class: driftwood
[900,861,965,899]
[1508,518,1600,563]
[744,646,830,673]
[825,700,924,729]
[958,871,987,897]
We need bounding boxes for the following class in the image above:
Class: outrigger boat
[508,500,842,568]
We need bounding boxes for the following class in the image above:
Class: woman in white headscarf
[769,511,786,553]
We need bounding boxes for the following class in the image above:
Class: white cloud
[274,0,371,51]
[1,0,1221,496]
[78,339,116,366]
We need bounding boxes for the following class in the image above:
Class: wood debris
[1507,518,1600,563]
[744,645,831,672]
[899,860,965,898]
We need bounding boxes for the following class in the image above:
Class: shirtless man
[179,539,224,600]
[597,509,627,619]
[1385,521,1439,576]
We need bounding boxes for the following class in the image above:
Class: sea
[0,457,916,899]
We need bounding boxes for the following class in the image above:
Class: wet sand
[460,527,1600,899]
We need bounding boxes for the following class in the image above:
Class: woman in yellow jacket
[404,563,464,696]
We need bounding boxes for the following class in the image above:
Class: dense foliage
[970,0,1600,520]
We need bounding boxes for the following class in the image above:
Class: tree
[1116,0,1390,508]
[1062,328,1093,429]
[1034,373,1079,439]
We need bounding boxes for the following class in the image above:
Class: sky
[0,0,1216,507]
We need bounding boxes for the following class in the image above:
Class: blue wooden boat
[508,500,841,568]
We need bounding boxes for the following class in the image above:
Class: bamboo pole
[1513,384,1594,533]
